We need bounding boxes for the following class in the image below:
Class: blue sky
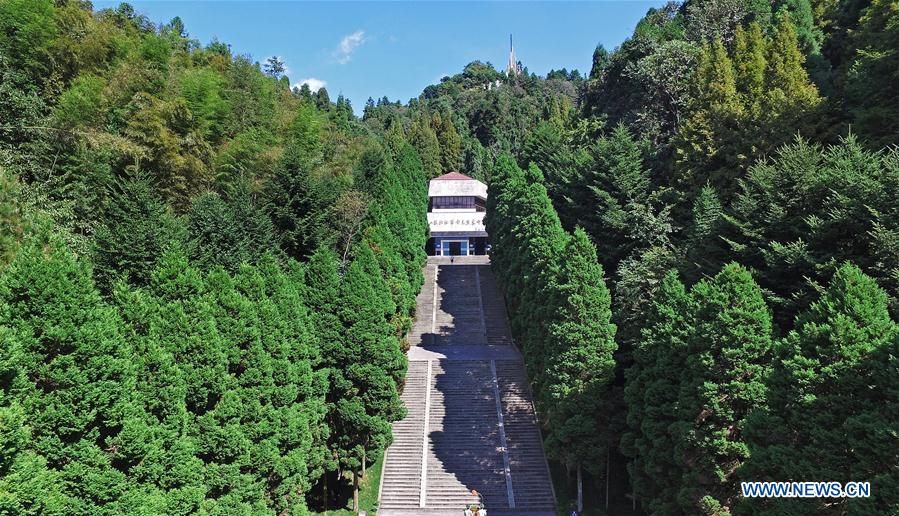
[94,1,666,114]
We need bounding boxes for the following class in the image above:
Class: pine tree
[435,112,462,172]
[210,260,327,513]
[589,44,609,80]
[334,243,406,510]
[622,270,691,516]
[0,329,65,514]
[0,236,145,512]
[301,246,343,503]
[729,136,899,327]
[699,40,742,115]
[732,22,767,115]
[267,105,338,261]
[543,228,617,513]
[683,184,727,283]
[764,13,820,115]
[511,166,567,383]
[93,176,183,290]
[844,0,899,147]
[584,124,654,272]
[774,0,823,56]
[113,277,206,513]
[522,121,579,227]
[0,169,25,268]
[675,263,772,514]
[674,38,744,200]
[0,403,66,513]
[740,263,898,515]
[408,113,441,178]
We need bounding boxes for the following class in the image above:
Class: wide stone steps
[382,258,555,515]
[433,265,487,346]
[408,264,438,347]
[380,361,428,509]
[426,360,507,510]
[477,265,514,346]
[496,361,555,509]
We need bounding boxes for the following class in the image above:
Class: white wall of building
[427,179,487,199]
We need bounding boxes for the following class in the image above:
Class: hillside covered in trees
[1,0,898,514]
[365,0,898,514]
[1,0,427,512]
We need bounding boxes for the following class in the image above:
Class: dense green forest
[1,0,897,514]
[1,0,427,512]
[477,1,898,514]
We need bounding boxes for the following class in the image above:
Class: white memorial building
[427,171,489,256]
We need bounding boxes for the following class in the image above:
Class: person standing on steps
[464,490,485,516]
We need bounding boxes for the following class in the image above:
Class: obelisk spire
[507,34,518,76]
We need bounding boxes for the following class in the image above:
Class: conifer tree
[674,39,743,200]
[775,0,823,56]
[674,263,772,514]
[0,400,65,513]
[408,113,442,178]
[729,136,899,326]
[0,236,145,512]
[844,0,899,147]
[583,124,654,271]
[764,13,820,115]
[334,243,406,510]
[211,260,327,513]
[93,176,183,290]
[590,44,609,80]
[522,121,580,227]
[128,250,244,510]
[301,246,342,503]
[435,112,462,172]
[510,166,567,382]
[543,228,617,513]
[622,270,692,516]
[0,169,24,268]
[683,184,727,283]
[732,22,767,114]
[113,279,206,513]
[187,189,277,272]
[267,102,331,261]
[740,263,898,515]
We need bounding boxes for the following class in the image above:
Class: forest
[1,0,897,514]
[1,0,427,512]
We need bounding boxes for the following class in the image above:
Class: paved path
[380,257,555,515]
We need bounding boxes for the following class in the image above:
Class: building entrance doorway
[439,239,469,256]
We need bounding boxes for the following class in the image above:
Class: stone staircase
[433,265,487,346]
[380,257,555,516]
[379,361,428,509]
[495,361,555,510]
[408,263,437,347]
[426,360,506,509]
[478,265,514,346]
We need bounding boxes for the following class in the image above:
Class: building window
[431,196,475,210]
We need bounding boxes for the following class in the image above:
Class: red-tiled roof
[432,171,474,181]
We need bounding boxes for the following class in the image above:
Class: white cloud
[334,30,365,64]
[294,77,327,92]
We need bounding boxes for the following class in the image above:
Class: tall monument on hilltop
[506,34,521,76]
